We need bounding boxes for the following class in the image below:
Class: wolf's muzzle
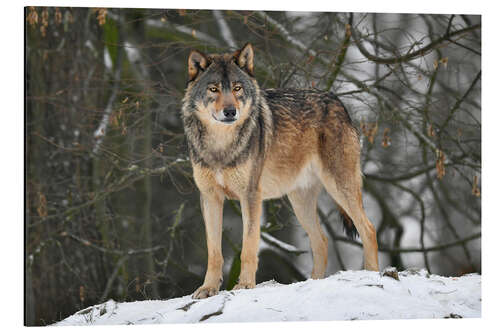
[213,107,239,124]
[223,107,237,119]
[222,107,238,123]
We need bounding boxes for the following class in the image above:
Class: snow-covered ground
[55,269,480,325]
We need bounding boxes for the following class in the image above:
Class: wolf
[182,43,379,299]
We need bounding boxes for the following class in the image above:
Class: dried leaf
[345,23,351,38]
[178,9,186,16]
[97,8,107,26]
[361,120,378,144]
[79,286,85,303]
[54,8,62,25]
[427,124,436,137]
[381,128,391,148]
[135,277,141,293]
[41,8,49,27]
[111,113,119,128]
[440,57,449,69]
[39,8,49,37]
[472,175,480,197]
[27,7,38,26]
[37,192,47,218]
[436,149,446,179]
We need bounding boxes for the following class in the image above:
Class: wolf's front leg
[233,191,262,290]
[193,191,224,299]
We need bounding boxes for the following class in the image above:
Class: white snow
[103,48,112,72]
[55,269,480,326]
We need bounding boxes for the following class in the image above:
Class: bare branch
[325,13,353,90]
[441,70,481,129]
[62,232,166,256]
[333,232,481,254]
[350,20,481,65]
[99,255,129,303]
[213,10,237,49]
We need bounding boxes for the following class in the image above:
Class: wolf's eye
[233,86,242,92]
[208,87,218,93]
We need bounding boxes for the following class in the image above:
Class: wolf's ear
[234,43,254,76]
[188,50,208,81]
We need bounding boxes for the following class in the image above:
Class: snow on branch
[261,232,307,255]
[213,10,237,49]
[257,11,317,58]
[92,14,124,155]
[92,63,122,155]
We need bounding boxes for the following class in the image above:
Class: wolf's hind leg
[319,170,379,271]
[318,121,379,271]
[193,191,224,299]
[288,184,328,279]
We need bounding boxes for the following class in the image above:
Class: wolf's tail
[338,206,359,240]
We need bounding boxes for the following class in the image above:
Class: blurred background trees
[25,7,481,325]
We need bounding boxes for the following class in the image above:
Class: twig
[325,13,353,90]
[99,254,129,303]
[391,182,429,272]
[441,70,481,130]
[28,161,185,227]
[365,161,453,182]
[62,232,166,256]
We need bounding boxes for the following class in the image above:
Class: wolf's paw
[232,281,255,290]
[192,285,219,299]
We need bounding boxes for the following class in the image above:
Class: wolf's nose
[223,107,237,118]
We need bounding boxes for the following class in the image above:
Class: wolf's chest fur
[200,152,321,201]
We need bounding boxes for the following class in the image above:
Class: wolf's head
[184,43,258,126]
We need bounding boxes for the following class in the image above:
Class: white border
[4,1,498,332]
